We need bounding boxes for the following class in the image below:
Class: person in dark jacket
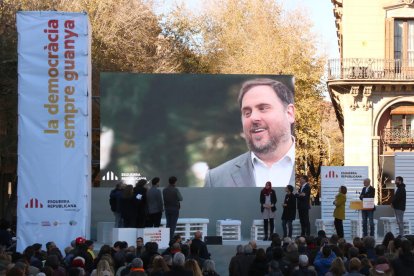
[391,176,406,237]
[163,176,183,238]
[133,179,147,228]
[146,177,163,227]
[281,185,296,238]
[359,178,375,237]
[248,248,268,276]
[109,182,125,228]
[120,185,137,228]
[191,231,210,260]
[391,239,414,275]
[296,175,311,236]
[260,181,277,241]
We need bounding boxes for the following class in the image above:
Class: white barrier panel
[216,220,241,241]
[97,222,115,245]
[379,217,411,236]
[161,218,209,240]
[16,11,91,252]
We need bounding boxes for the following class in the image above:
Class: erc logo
[325,171,339,178]
[25,198,43,208]
[102,171,118,181]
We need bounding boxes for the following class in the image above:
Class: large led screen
[100,74,295,187]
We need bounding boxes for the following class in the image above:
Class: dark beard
[246,136,278,155]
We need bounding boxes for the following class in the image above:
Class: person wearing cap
[146,177,164,227]
[73,237,94,274]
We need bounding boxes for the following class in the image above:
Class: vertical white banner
[16,11,91,252]
[321,166,368,238]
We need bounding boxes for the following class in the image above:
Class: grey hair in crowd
[203,259,216,272]
[173,252,185,267]
[243,244,253,254]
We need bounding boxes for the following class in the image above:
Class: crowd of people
[228,231,414,276]
[0,231,219,276]
[3,230,414,275]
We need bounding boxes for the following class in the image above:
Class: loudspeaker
[204,236,222,245]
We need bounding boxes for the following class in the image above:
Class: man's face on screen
[241,85,294,155]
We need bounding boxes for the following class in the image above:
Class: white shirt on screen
[251,142,295,187]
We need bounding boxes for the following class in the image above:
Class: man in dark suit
[391,176,406,236]
[204,78,295,188]
[360,178,375,237]
[296,175,311,236]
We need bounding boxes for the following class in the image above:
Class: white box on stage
[216,220,241,241]
[112,228,138,247]
[138,228,170,249]
[97,222,115,245]
[112,228,170,249]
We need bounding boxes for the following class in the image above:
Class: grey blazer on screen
[204,152,295,187]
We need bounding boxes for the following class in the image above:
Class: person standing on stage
[359,178,375,237]
[133,179,147,228]
[391,176,406,237]
[260,181,277,240]
[163,176,183,238]
[281,184,296,238]
[109,182,125,228]
[333,185,347,238]
[296,175,311,237]
[146,177,164,227]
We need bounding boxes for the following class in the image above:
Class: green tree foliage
[0,0,343,190]
[163,0,332,184]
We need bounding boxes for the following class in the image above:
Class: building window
[390,105,414,132]
[392,19,414,66]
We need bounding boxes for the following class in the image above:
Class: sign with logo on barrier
[139,228,170,249]
[321,166,368,239]
[363,198,375,209]
[112,228,170,249]
[16,11,91,252]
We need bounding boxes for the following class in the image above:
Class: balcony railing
[328,58,414,80]
[382,128,414,147]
